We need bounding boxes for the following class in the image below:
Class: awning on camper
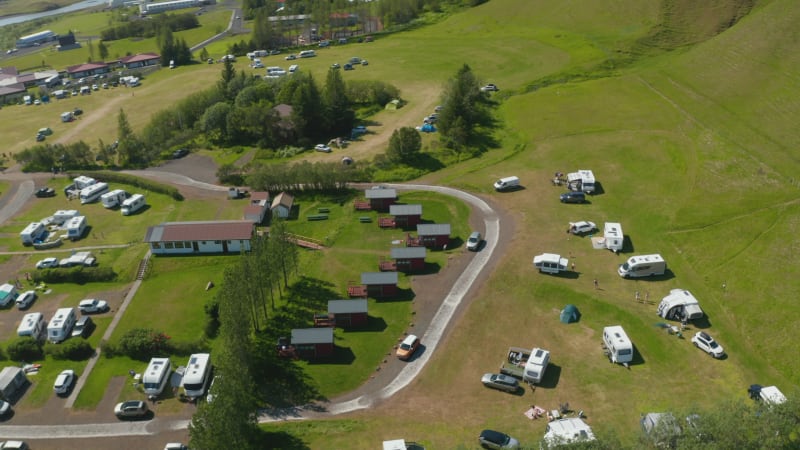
[560,304,580,324]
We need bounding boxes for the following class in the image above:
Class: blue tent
[560,304,580,324]
[420,123,436,133]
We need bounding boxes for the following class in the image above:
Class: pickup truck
[500,346,550,384]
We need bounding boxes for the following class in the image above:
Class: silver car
[481,373,519,393]
[466,231,482,251]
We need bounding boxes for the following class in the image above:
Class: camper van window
[618,349,632,356]
[621,262,630,270]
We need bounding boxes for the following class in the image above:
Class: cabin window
[214,240,221,244]
[174,242,184,248]
[152,243,161,249]
[165,242,174,249]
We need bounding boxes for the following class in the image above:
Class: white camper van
[601,222,624,253]
[142,357,172,398]
[73,176,97,190]
[618,254,666,278]
[101,189,128,208]
[299,50,316,58]
[65,215,87,240]
[47,307,77,343]
[79,182,109,204]
[493,176,520,191]
[182,353,212,400]
[20,222,47,245]
[121,194,146,215]
[657,289,704,322]
[17,312,47,341]
[533,253,569,274]
[603,325,633,365]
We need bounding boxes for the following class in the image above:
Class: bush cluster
[45,339,94,361]
[69,171,184,201]
[6,337,42,361]
[32,267,116,285]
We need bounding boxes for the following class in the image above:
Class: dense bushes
[45,339,94,361]
[100,13,199,41]
[7,337,43,361]
[104,328,208,361]
[70,171,184,201]
[33,266,116,285]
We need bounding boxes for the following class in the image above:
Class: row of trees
[100,12,199,41]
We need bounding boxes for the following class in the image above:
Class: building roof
[144,220,254,243]
[0,84,25,97]
[274,104,293,118]
[291,327,334,344]
[365,188,397,200]
[328,299,368,314]
[119,52,160,64]
[390,246,427,259]
[361,271,398,285]
[250,191,269,202]
[271,192,294,210]
[66,62,109,74]
[416,223,451,236]
[389,204,422,216]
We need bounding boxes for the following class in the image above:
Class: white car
[79,298,108,314]
[691,331,725,358]
[0,441,28,450]
[15,290,36,309]
[568,221,597,235]
[164,444,188,450]
[53,369,75,395]
[0,400,11,417]
[36,257,60,270]
[314,144,332,153]
[480,83,499,92]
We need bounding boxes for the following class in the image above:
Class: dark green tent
[560,304,580,324]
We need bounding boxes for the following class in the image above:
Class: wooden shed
[364,188,397,212]
[389,204,422,229]
[380,246,427,272]
[407,223,451,249]
[362,271,399,298]
[290,328,334,358]
[328,299,368,327]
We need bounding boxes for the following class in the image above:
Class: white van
[299,50,316,58]
[493,176,520,191]
[142,357,172,398]
[17,312,46,341]
[618,254,666,278]
[603,325,633,365]
[533,253,569,274]
[47,307,77,343]
[121,194,146,215]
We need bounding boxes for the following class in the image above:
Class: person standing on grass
[593,278,599,289]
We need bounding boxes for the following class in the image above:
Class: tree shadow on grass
[375,287,415,303]
[342,315,387,333]
[307,345,354,366]
[257,429,310,450]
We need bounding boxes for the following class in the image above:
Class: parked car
[72,316,93,338]
[569,221,597,234]
[164,444,188,450]
[343,63,354,70]
[35,187,56,197]
[73,107,83,116]
[79,299,109,314]
[53,369,75,395]
[36,257,59,269]
[396,334,420,361]
[15,290,36,309]
[480,84,499,92]
[481,373,519,393]
[115,400,149,419]
[285,54,297,60]
[361,59,369,66]
[466,231,482,251]
[0,441,28,450]
[172,148,189,159]
[91,84,99,91]
[691,331,725,358]
[0,400,11,417]
[478,429,519,449]
[314,144,332,153]
[560,191,586,204]
[331,63,340,69]
[35,133,45,142]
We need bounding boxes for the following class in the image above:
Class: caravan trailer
[101,189,128,208]
[182,353,212,400]
[20,222,47,245]
[566,170,596,194]
[142,357,172,398]
[602,222,624,253]
[52,210,80,225]
[79,182,109,204]
[17,312,47,341]
[121,194,146,215]
[657,289,704,322]
[603,325,633,365]
[65,215,87,240]
[73,176,96,190]
[47,307,77,343]
[618,254,666,278]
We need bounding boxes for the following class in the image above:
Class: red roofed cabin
[144,220,255,255]
[118,52,161,69]
[364,188,397,212]
[362,271,399,298]
[290,328,334,358]
[328,299,368,327]
[243,191,270,224]
[389,204,422,229]
[407,223,451,249]
[380,247,427,272]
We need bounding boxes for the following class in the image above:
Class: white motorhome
[121,194,146,215]
[657,289,704,322]
[523,347,550,384]
[20,222,47,245]
[533,253,569,274]
[65,215,87,240]
[544,418,596,446]
[17,312,46,341]
[182,353,212,400]
[597,222,624,253]
[52,209,80,225]
[142,357,172,398]
[73,176,97,190]
[618,254,666,278]
[101,189,128,208]
[493,176,520,191]
[566,169,596,194]
[299,50,316,58]
[47,307,77,343]
[79,182,109,204]
[61,111,74,122]
[603,325,633,365]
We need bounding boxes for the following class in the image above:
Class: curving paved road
[0,177,504,440]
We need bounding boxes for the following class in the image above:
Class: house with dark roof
[379,246,427,272]
[361,271,399,298]
[243,191,270,224]
[389,204,422,229]
[119,53,161,69]
[66,62,110,79]
[326,299,368,328]
[144,220,255,255]
[407,223,451,249]
[271,192,294,219]
[364,188,397,212]
[290,327,334,358]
